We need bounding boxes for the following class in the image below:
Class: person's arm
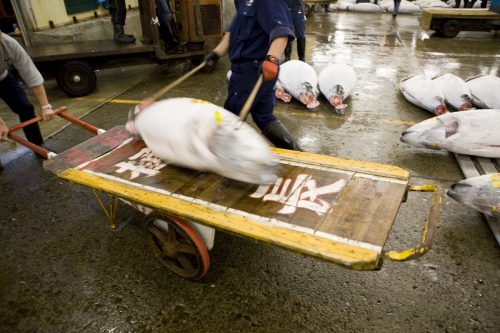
[0,116,9,141]
[203,32,231,73]
[212,32,230,57]
[31,84,55,121]
[267,36,288,59]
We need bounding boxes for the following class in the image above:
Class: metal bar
[382,184,444,261]
[8,132,52,159]
[57,112,103,135]
[9,0,31,46]
[92,189,118,228]
[8,107,68,133]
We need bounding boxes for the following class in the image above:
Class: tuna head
[298,82,320,109]
[458,94,474,111]
[431,96,448,115]
[400,115,459,149]
[209,123,280,185]
[328,85,347,115]
[447,174,500,218]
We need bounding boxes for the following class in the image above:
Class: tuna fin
[465,74,485,82]
[443,120,459,138]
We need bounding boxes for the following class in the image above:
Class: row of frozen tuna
[334,0,451,14]
[229,61,357,115]
[399,73,500,219]
[400,73,500,115]
[275,61,357,115]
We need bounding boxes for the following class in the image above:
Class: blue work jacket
[228,0,295,63]
[285,0,304,11]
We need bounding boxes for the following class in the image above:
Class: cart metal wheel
[441,20,461,38]
[144,212,210,280]
[190,56,204,67]
[56,60,97,97]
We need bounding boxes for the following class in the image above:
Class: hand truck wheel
[144,212,210,280]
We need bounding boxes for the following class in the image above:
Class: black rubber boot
[262,119,302,151]
[297,38,306,62]
[113,23,135,43]
[284,42,292,62]
[163,20,180,49]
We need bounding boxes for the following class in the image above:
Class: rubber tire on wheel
[190,56,204,67]
[441,20,461,38]
[144,212,210,280]
[56,60,97,97]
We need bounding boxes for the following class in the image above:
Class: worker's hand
[203,52,219,73]
[40,107,55,121]
[0,122,9,142]
[259,55,279,81]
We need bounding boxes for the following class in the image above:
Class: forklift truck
[23,0,223,97]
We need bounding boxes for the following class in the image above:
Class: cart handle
[382,184,444,261]
[8,106,105,159]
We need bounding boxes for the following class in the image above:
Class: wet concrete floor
[1,10,500,333]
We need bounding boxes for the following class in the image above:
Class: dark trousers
[0,73,43,145]
[109,0,127,25]
[224,62,277,131]
[393,0,402,14]
[291,10,306,39]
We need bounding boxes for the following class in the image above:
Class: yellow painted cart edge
[59,168,382,270]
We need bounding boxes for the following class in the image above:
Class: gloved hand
[203,52,219,73]
[259,55,279,81]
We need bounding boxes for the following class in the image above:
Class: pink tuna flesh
[330,96,348,115]
[330,95,343,107]
[459,103,474,111]
[275,88,291,102]
[300,91,317,107]
[307,101,320,109]
[434,105,449,115]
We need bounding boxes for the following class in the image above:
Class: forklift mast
[139,0,223,46]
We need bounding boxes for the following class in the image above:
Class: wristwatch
[41,104,52,109]
[265,55,279,65]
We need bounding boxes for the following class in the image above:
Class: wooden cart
[419,8,500,38]
[29,111,444,280]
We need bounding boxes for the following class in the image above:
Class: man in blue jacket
[203,0,301,151]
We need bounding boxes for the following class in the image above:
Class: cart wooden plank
[44,125,416,270]
[318,175,408,247]
[454,153,500,247]
[25,40,155,63]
